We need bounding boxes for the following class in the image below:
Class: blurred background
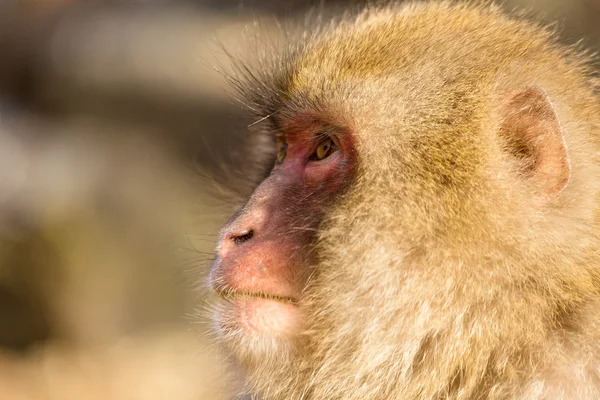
[0,1,598,399]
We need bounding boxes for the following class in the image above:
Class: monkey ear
[498,86,571,199]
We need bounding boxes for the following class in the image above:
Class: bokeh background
[0,1,598,399]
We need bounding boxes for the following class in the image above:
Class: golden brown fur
[220,2,600,399]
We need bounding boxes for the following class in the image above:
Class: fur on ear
[499,86,571,199]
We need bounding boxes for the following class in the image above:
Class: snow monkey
[209,2,600,399]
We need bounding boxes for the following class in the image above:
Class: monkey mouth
[215,289,298,305]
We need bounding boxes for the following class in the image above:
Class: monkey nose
[219,229,255,258]
[230,229,254,245]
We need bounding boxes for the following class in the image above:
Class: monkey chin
[213,296,301,365]
[232,297,299,335]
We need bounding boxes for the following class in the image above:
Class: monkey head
[209,3,600,399]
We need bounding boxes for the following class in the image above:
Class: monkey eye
[310,138,338,161]
[276,142,288,164]
[275,135,288,164]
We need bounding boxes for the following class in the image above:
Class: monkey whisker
[289,226,319,233]
[248,111,278,127]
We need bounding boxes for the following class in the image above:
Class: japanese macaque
[209,2,600,399]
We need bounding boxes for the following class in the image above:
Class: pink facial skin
[210,114,356,335]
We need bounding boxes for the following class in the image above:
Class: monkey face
[210,116,357,359]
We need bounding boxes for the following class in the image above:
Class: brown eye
[311,138,338,161]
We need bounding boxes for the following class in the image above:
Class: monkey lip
[215,289,299,306]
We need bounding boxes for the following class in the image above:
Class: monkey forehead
[286,3,556,105]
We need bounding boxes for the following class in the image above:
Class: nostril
[231,230,254,245]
